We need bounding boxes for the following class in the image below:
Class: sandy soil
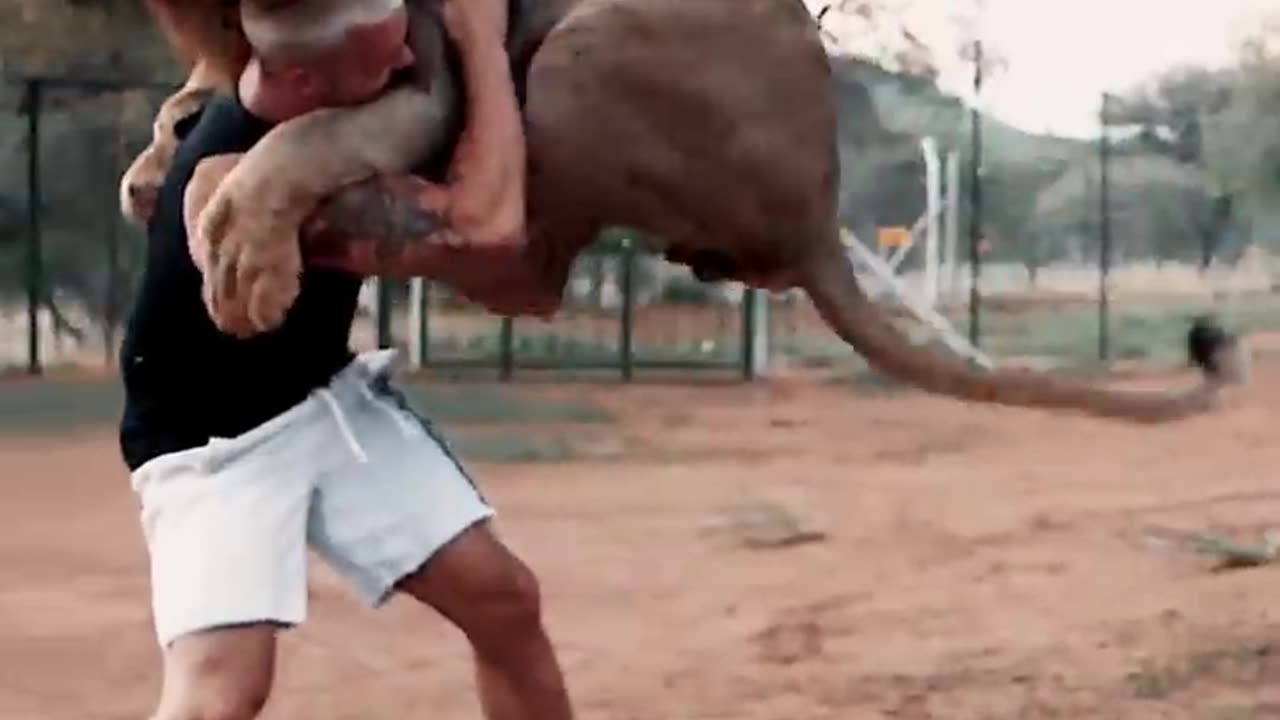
[4,364,1280,719]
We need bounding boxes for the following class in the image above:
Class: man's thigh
[306,354,496,607]
[153,624,277,720]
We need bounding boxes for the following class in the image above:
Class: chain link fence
[4,52,1280,383]
[0,75,774,381]
[360,241,766,381]
[1,75,176,374]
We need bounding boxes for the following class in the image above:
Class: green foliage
[1108,66,1235,164]
[834,55,1089,264]
[0,0,174,80]
[1109,20,1280,251]
[0,87,164,331]
[1203,58,1280,211]
[1031,153,1217,263]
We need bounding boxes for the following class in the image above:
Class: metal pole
[499,316,514,381]
[618,239,635,382]
[741,289,757,381]
[921,137,942,307]
[105,167,121,366]
[407,277,430,369]
[1098,93,1112,362]
[750,289,770,378]
[375,277,394,348]
[25,80,43,376]
[968,39,983,348]
[944,150,961,300]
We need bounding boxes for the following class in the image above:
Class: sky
[807,0,1274,138]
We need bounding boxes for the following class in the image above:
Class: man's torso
[118,96,363,472]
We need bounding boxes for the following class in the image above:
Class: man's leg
[150,626,277,720]
[397,522,574,720]
[131,405,325,719]
[306,353,574,720]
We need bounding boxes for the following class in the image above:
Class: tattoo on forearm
[301,176,565,316]
[303,177,456,275]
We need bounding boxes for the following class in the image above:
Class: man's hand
[434,0,528,250]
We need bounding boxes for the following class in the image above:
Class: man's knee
[457,555,547,665]
[153,625,276,720]
[400,522,547,652]
[469,553,544,636]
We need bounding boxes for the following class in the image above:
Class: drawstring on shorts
[315,350,419,464]
[358,382,420,439]
[317,388,370,464]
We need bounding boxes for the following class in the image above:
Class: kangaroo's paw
[195,173,304,338]
[119,140,176,224]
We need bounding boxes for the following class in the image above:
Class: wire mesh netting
[1,79,172,373]
[357,245,753,378]
[4,1,1280,381]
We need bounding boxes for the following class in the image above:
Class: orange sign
[877,226,912,248]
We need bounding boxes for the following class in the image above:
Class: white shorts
[129,349,495,648]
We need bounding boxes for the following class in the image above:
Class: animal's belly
[520,0,840,280]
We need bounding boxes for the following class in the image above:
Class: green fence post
[417,279,430,368]
[105,92,127,367]
[24,79,43,377]
[968,39,984,349]
[1098,92,1112,363]
[619,238,635,382]
[375,278,394,349]
[741,288,757,381]
[499,316,514,381]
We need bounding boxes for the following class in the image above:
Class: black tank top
[118,96,362,471]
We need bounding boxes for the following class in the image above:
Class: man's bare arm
[188,0,532,335]
[192,85,453,336]
[435,0,528,248]
[186,156,558,320]
[300,174,561,318]
[140,0,249,89]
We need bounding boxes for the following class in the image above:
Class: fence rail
[1,73,781,380]
[368,243,770,381]
[4,71,1278,384]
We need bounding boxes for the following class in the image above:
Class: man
[119,1,575,718]
[182,0,529,337]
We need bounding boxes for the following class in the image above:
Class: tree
[811,0,1009,84]
[1105,17,1280,263]
[1201,20,1280,249]
[1031,154,1216,265]
[1108,66,1235,164]
[0,0,174,80]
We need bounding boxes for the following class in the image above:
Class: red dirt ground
[4,363,1280,719]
